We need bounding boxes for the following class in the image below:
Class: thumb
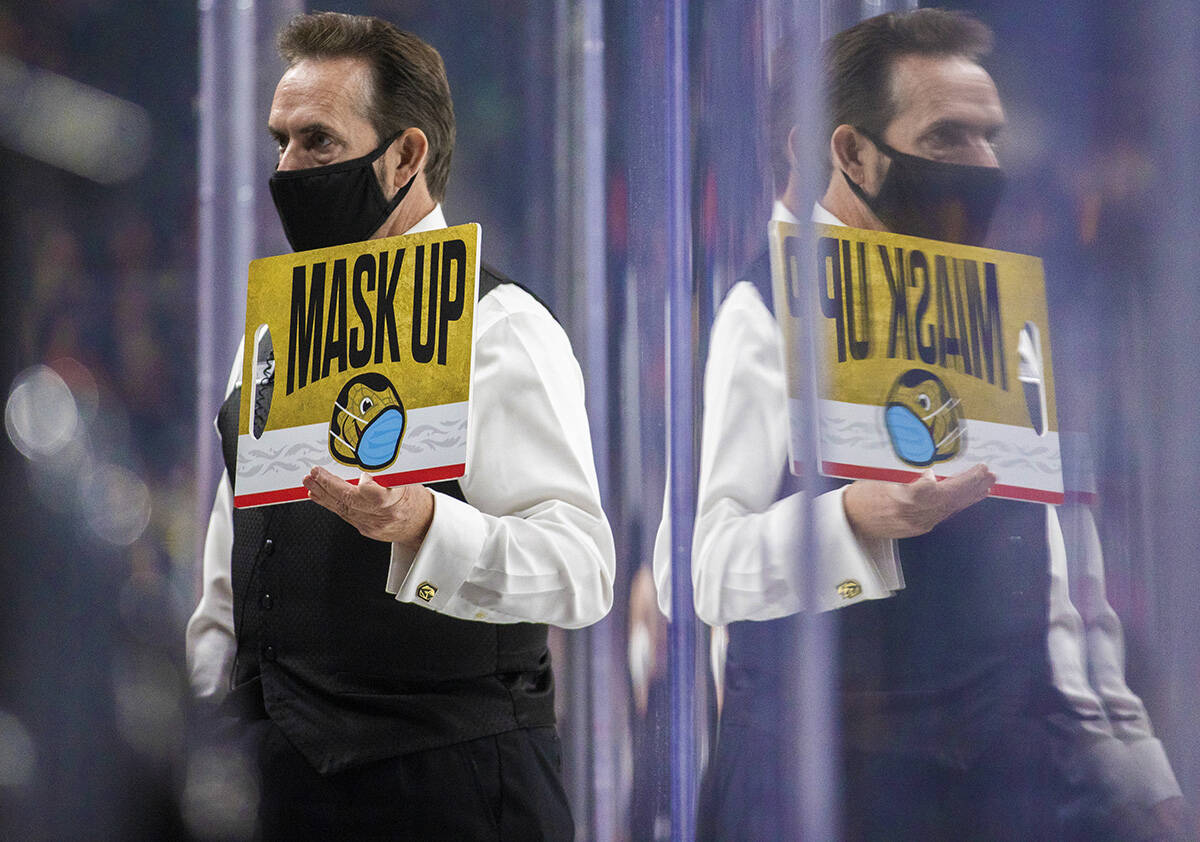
[357,470,387,500]
[938,464,994,506]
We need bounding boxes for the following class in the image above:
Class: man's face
[878,53,1005,170]
[268,56,380,172]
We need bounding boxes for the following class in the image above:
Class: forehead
[887,53,1004,132]
[268,56,373,130]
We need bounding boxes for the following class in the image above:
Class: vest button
[260,592,273,610]
[263,538,275,555]
[263,644,276,661]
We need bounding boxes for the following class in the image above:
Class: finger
[304,467,360,519]
[312,484,355,520]
[303,466,347,497]
[936,464,994,508]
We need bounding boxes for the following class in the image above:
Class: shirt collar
[771,198,846,227]
[771,199,802,225]
[811,202,845,226]
[405,203,447,235]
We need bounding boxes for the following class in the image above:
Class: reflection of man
[659,10,1182,840]
[186,12,614,839]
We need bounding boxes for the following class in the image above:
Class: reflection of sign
[884,369,965,466]
[234,224,481,508]
[770,221,1062,504]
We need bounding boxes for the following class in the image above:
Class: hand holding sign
[303,467,434,552]
[842,463,995,540]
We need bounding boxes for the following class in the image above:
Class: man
[659,9,1183,840]
[186,12,614,840]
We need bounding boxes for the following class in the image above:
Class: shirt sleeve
[185,474,237,704]
[385,284,615,628]
[674,281,899,626]
[185,346,245,704]
[1057,502,1182,807]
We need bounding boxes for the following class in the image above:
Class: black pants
[250,721,573,841]
[698,717,1064,842]
[840,740,1059,841]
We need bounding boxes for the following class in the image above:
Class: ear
[387,127,429,190]
[831,124,869,186]
[785,124,804,174]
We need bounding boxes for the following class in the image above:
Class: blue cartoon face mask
[884,369,966,467]
[354,406,405,470]
[885,404,938,466]
[328,372,407,472]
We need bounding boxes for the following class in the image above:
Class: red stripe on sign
[990,483,1063,505]
[821,462,922,484]
[234,463,467,508]
[368,464,466,489]
[235,486,309,507]
[820,462,1064,505]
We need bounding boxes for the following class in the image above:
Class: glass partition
[1,1,1198,838]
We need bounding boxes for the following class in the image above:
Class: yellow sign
[770,221,1063,504]
[234,224,481,508]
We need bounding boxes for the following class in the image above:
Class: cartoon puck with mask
[884,369,966,467]
[328,373,406,471]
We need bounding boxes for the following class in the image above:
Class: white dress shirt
[653,201,899,623]
[187,204,616,703]
[653,198,1180,808]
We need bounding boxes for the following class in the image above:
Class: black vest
[217,265,556,775]
[722,250,1057,769]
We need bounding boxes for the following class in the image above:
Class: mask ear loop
[372,167,418,230]
[369,129,420,232]
[329,429,357,452]
[333,399,368,426]
[330,400,368,453]
[922,396,961,422]
[839,126,891,206]
[935,425,966,449]
[924,396,965,450]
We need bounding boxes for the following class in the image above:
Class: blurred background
[1,0,1197,839]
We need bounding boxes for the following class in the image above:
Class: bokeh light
[111,651,184,762]
[182,745,259,841]
[80,463,153,547]
[4,364,79,461]
[0,54,152,185]
[0,711,37,790]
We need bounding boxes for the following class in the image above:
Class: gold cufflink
[837,579,862,599]
[417,582,438,602]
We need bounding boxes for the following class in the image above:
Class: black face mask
[268,134,416,252]
[842,131,1006,246]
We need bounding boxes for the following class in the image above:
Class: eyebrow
[921,118,1005,140]
[267,122,340,143]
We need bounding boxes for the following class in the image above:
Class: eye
[360,397,373,414]
[929,125,963,148]
[917,394,931,411]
